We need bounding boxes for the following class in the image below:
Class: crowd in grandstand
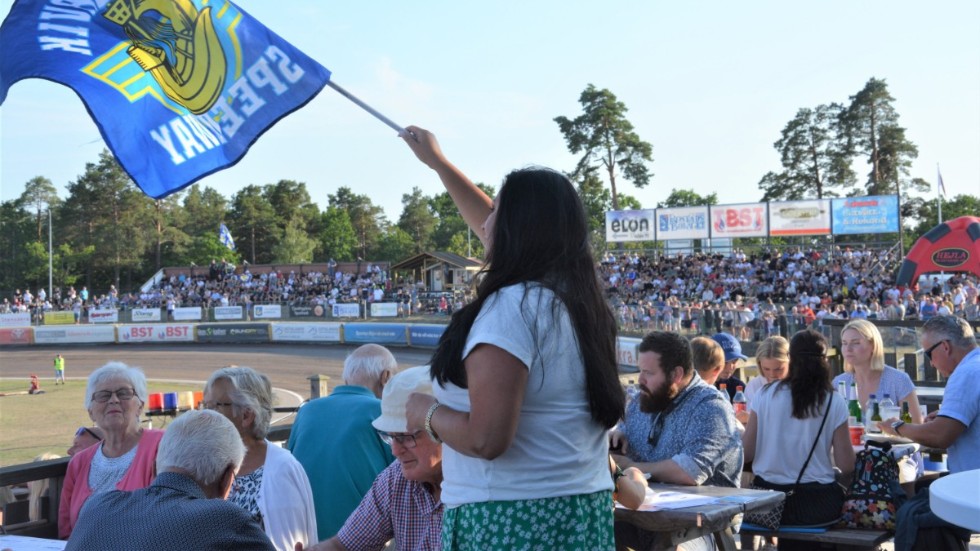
[4,247,978,335]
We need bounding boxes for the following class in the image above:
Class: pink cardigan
[58,429,164,538]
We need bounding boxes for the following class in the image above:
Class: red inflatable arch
[896,216,980,286]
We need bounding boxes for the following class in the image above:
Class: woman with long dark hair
[742,330,855,542]
[403,126,625,550]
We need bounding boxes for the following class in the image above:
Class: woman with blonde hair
[832,319,923,424]
[741,336,791,424]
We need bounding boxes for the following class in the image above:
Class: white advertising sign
[130,308,162,322]
[617,337,641,368]
[214,306,243,320]
[252,304,282,319]
[710,203,769,238]
[0,312,31,327]
[173,307,203,321]
[370,303,398,317]
[332,303,361,318]
[605,209,655,242]
[118,324,195,343]
[270,322,342,342]
[769,199,831,236]
[34,325,116,344]
[656,206,710,240]
[88,309,119,323]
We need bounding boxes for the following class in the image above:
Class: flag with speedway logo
[0,0,331,199]
[219,223,235,250]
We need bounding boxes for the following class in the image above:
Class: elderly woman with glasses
[203,366,317,551]
[58,362,165,538]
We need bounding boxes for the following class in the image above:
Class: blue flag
[0,0,331,198]
[219,223,235,251]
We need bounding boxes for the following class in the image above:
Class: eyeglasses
[377,430,423,449]
[204,401,235,410]
[923,340,949,361]
[91,387,137,403]
[75,427,101,440]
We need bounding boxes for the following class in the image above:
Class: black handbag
[745,397,844,529]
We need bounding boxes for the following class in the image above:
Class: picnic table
[615,482,785,551]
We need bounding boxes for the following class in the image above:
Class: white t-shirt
[433,283,611,506]
[749,383,848,485]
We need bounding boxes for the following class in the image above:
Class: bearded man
[611,331,743,550]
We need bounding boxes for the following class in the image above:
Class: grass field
[0,379,203,466]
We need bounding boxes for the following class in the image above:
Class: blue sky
[1,0,978,221]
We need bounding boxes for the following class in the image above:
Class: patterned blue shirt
[620,372,743,487]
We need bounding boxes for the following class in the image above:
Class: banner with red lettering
[709,203,769,238]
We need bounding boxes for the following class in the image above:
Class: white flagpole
[327,81,407,135]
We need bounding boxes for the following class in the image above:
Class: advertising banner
[605,209,655,242]
[35,325,115,344]
[710,203,769,238]
[617,337,641,368]
[196,323,270,343]
[130,308,162,322]
[0,327,33,345]
[289,304,327,318]
[656,206,710,240]
[370,303,398,317]
[118,324,195,343]
[769,199,832,236]
[343,323,407,345]
[214,306,244,321]
[0,313,31,327]
[89,309,119,323]
[270,322,342,343]
[332,303,361,318]
[408,324,447,347]
[831,195,900,235]
[44,311,75,325]
[173,307,203,321]
[252,305,282,319]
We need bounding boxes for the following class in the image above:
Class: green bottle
[847,382,862,424]
[901,402,913,423]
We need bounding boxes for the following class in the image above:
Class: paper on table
[0,534,68,550]
[617,488,720,511]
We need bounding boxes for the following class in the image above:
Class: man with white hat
[302,366,443,551]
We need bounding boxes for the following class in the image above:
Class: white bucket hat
[372,365,434,433]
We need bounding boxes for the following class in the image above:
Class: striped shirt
[337,462,442,551]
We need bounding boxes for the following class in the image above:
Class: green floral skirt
[441,490,614,550]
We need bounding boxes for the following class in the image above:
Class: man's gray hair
[204,367,274,440]
[85,362,148,410]
[156,410,245,485]
[342,344,397,386]
[922,315,977,349]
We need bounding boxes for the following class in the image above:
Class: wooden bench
[740,526,892,551]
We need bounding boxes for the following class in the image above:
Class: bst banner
[769,199,831,236]
[831,195,900,235]
[710,203,769,238]
[0,327,33,345]
[118,324,195,343]
[605,209,655,242]
[656,206,710,240]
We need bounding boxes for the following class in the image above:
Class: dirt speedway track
[0,343,435,399]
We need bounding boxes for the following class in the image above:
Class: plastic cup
[849,425,865,446]
[881,406,900,420]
